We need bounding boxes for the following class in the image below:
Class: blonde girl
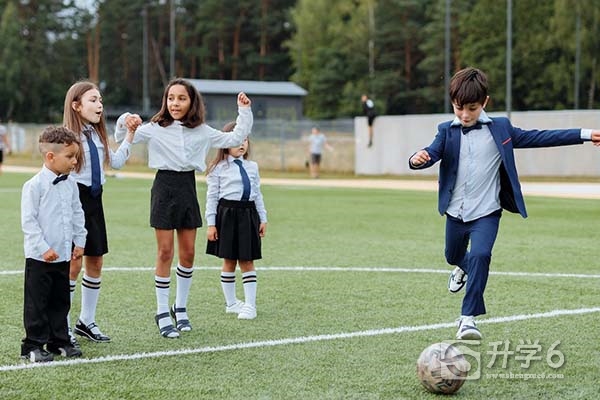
[63,80,135,344]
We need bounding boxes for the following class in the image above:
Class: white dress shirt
[21,165,87,262]
[114,107,253,172]
[447,111,501,221]
[205,155,267,226]
[309,133,327,155]
[446,111,594,222]
[70,126,132,187]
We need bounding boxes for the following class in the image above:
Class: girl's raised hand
[237,92,251,107]
[125,114,143,132]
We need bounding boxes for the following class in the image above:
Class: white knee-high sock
[221,272,237,306]
[79,274,101,325]
[242,271,257,307]
[155,275,171,318]
[175,264,193,309]
[67,279,77,330]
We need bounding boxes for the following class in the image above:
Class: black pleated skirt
[150,170,202,229]
[206,199,262,261]
[77,183,108,256]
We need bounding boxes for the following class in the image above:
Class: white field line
[1,306,599,372]
[2,265,600,279]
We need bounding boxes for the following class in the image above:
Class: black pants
[22,258,71,354]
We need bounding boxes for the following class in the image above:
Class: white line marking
[2,307,599,372]
[2,266,599,279]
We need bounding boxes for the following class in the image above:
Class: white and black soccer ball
[416,342,469,394]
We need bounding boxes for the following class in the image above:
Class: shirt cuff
[580,129,592,140]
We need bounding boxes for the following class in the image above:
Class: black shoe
[155,312,179,339]
[21,348,54,363]
[47,344,83,358]
[170,304,192,332]
[70,335,81,349]
[68,328,81,349]
[74,320,111,343]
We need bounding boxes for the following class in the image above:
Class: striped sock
[175,265,193,321]
[175,265,193,308]
[79,274,101,325]
[155,275,171,326]
[221,272,237,306]
[242,271,257,307]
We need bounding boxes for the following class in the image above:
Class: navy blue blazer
[409,117,583,218]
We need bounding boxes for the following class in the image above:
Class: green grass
[0,172,599,399]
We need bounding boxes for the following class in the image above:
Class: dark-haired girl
[115,78,253,338]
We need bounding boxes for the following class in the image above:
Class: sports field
[0,171,598,399]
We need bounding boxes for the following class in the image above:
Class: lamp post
[157,0,176,78]
[574,5,581,109]
[367,0,375,85]
[142,6,150,115]
[169,0,175,78]
[506,0,512,118]
[142,1,176,114]
[444,0,451,114]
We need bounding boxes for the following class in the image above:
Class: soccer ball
[416,342,469,394]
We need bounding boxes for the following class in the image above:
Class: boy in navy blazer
[409,67,600,340]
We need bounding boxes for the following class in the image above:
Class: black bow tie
[462,122,489,134]
[53,174,69,185]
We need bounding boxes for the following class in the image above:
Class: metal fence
[7,119,356,174]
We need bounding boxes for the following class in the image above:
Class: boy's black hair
[449,67,488,107]
[39,126,79,145]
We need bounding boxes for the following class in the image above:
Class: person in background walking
[0,119,11,175]
[306,126,333,178]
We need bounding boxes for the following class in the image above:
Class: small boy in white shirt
[21,126,87,362]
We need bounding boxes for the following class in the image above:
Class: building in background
[188,79,307,121]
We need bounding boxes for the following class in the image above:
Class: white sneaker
[456,316,482,340]
[238,304,257,320]
[448,267,467,293]
[225,300,245,314]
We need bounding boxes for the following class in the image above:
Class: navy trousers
[444,209,502,317]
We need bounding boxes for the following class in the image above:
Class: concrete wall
[10,110,600,177]
[355,110,600,177]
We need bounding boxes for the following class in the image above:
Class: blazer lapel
[488,123,507,158]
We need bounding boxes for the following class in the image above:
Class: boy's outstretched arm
[409,150,431,168]
[590,130,600,146]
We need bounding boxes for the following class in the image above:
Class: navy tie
[233,159,251,201]
[53,174,69,185]
[85,128,102,197]
[462,122,485,134]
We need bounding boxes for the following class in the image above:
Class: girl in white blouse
[205,122,267,320]
[63,80,135,345]
[115,78,253,338]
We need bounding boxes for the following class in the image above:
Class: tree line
[0,0,599,123]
